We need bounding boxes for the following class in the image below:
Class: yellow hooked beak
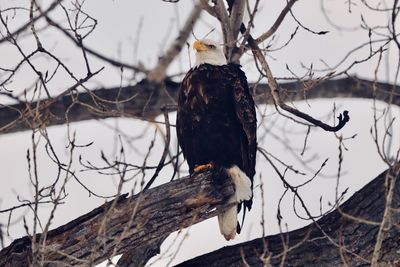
[193,40,208,52]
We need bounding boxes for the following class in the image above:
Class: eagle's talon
[194,162,215,173]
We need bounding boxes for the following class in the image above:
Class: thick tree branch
[0,170,234,266]
[0,77,398,134]
[1,163,399,266]
[177,167,400,266]
[228,0,245,42]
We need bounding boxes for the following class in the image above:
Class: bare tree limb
[244,27,350,132]
[201,0,236,59]
[1,163,399,266]
[176,167,400,267]
[199,0,217,18]
[0,77,397,135]
[147,3,202,82]
[0,170,234,266]
[254,0,298,44]
[228,0,245,42]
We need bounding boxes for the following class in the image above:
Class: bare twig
[147,3,202,82]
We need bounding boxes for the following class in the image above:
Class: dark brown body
[176,63,257,215]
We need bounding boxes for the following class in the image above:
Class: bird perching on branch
[176,39,257,240]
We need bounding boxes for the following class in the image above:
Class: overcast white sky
[0,1,399,266]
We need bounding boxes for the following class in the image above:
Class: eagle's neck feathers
[194,50,227,67]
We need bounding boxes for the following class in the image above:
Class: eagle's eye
[207,44,216,49]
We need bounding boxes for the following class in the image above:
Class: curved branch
[254,0,298,44]
[245,26,350,132]
[0,77,398,134]
[176,168,400,267]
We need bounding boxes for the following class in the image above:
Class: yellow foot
[194,162,215,173]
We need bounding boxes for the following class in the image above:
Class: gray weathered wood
[2,167,399,266]
[0,170,234,266]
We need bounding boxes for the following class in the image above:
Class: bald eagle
[176,39,257,240]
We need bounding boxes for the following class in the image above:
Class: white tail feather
[218,165,252,241]
[217,197,237,240]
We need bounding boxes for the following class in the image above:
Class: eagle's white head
[193,39,227,67]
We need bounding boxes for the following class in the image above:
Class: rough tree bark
[0,170,234,266]
[0,166,399,266]
[177,168,400,266]
[0,77,398,134]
